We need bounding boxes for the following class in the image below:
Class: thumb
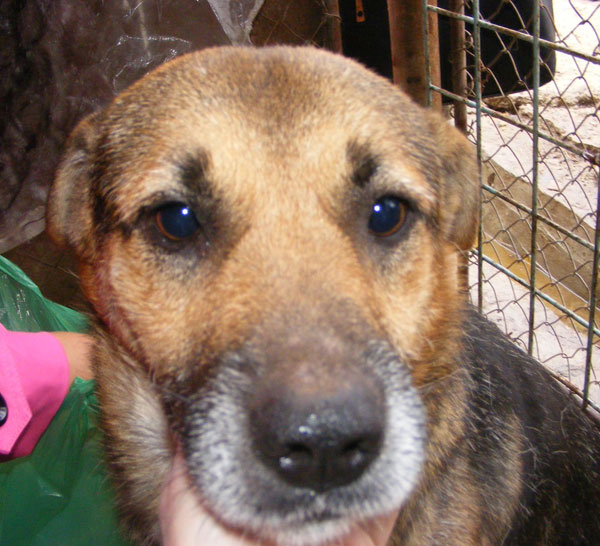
[159,451,263,546]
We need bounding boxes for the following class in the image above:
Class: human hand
[51,331,94,382]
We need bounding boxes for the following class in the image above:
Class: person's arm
[0,325,93,459]
[50,331,94,383]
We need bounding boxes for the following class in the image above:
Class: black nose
[249,370,385,493]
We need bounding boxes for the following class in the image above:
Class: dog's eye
[368,196,408,237]
[155,203,201,241]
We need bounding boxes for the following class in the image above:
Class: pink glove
[0,324,70,458]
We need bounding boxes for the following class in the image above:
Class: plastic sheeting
[0,255,86,332]
[0,379,131,546]
[0,256,131,544]
[0,0,264,253]
[208,0,266,44]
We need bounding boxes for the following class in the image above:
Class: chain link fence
[250,0,600,411]
[426,0,600,410]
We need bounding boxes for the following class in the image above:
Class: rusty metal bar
[388,0,442,110]
[325,0,343,53]
[583,165,600,408]
[526,0,541,355]
[449,0,467,133]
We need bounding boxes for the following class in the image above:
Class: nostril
[342,438,369,458]
[249,366,386,493]
[285,442,312,456]
[333,431,383,482]
[340,437,377,468]
[279,443,313,473]
[267,432,383,492]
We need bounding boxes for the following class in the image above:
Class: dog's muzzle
[180,314,426,546]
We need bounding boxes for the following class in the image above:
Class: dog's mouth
[177,339,425,546]
[162,446,402,546]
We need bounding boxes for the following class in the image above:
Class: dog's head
[47,47,479,545]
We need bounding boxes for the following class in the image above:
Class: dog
[47,46,600,545]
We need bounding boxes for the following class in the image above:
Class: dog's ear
[432,118,480,251]
[46,111,102,259]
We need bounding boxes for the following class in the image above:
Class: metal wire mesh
[249,0,600,410]
[426,0,600,409]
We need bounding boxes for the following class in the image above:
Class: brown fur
[47,46,600,546]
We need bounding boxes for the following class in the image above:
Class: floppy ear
[46,111,102,259]
[432,119,480,251]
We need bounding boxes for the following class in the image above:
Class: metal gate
[423,0,600,410]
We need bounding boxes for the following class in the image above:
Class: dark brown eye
[368,196,408,237]
[155,203,200,241]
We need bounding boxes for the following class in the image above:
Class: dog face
[47,47,479,545]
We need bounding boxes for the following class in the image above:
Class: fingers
[341,511,399,546]
[159,451,262,546]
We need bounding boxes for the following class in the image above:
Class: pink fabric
[0,325,70,458]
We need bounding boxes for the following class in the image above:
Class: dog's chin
[191,486,402,546]
[167,444,396,546]
[192,487,396,546]
[264,507,405,546]
[211,500,369,546]
[231,514,355,546]
[245,517,365,546]
[190,469,413,546]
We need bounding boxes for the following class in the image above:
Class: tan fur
[45,46,480,545]
[48,47,598,546]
